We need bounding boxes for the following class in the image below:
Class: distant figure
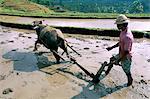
[106,14,134,86]
[32,20,69,63]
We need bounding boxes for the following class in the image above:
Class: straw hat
[115,14,130,24]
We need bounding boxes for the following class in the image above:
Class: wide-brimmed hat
[115,14,130,24]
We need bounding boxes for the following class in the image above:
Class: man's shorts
[113,54,132,74]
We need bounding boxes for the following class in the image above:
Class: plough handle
[92,62,107,83]
[92,57,121,84]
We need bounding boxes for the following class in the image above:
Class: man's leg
[126,72,133,86]
[122,58,133,86]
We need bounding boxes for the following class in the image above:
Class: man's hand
[106,47,113,51]
[114,59,121,65]
[110,56,121,66]
[106,43,119,51]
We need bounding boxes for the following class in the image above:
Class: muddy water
[0,26,150,99]
[0,15,150,31]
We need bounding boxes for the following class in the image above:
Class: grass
[0,0,149,38]
[49,12,150,19]
[0,9,150,19]
[0,0,53,14]
[0,0,150,19]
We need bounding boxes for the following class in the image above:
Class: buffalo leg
[51,48,60,64]
[60,41,70,58]
[33,40,40,51]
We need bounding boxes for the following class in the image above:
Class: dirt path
[0,26,150,99]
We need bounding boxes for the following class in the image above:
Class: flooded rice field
[0,26,150,99]
[0,15,150,31]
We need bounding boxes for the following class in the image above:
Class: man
[106,14,134,86]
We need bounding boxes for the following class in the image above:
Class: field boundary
[0,21,149,38]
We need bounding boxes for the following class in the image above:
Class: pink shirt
[119,27,134,58]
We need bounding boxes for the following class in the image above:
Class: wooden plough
[39,38,121,84]
[54,50,120,84]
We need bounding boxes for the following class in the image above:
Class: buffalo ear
[39,21,42,24]
[32,21,35,26]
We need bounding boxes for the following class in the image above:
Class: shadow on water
[57,64,128,99]
[2,50,76,75]
[58,67,128,99]
[71,82,127,99]
[2,50,58,72]
[57,67,91,82]
[2,51,127,98]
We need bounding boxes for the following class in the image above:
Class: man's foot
[127,77,133,86]
[56,61,60,64]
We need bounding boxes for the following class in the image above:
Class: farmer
[106,14,134,86]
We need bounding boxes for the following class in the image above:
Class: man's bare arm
[106,42,119,51]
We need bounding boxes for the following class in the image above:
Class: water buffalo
[32,20,69,63]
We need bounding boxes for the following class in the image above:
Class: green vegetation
[0,0,149,38]
[0,0,53,14]
[49,12,150,19]
[0,0,149,19]
[0,10,149,19]
[29,0,150,13]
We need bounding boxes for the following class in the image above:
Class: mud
[0,26,150,99]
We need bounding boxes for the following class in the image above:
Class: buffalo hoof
[56,61,60,64]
